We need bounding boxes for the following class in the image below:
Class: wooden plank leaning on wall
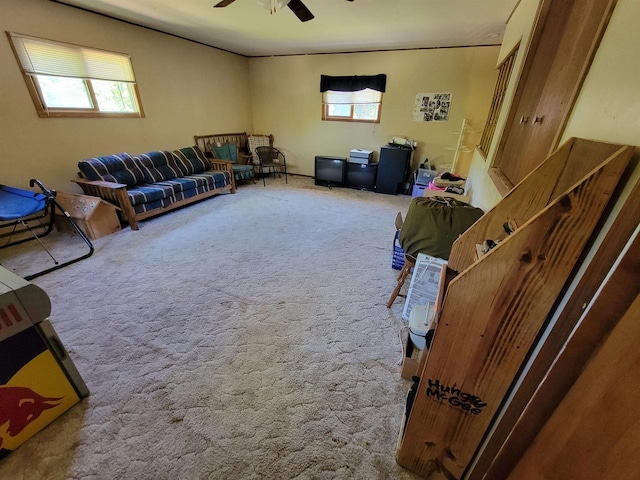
[468,174,640,479]
[395,138,633,480]
[502,230,640,479]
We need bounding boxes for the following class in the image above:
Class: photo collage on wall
[413,92,451,122]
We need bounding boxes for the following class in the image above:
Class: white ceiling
[55,0,518,57]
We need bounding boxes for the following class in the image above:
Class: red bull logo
[0,304,25,340]
[0,386,63,449]
[0,304,24,329]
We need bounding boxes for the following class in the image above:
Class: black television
[315,156,347,187]
[346,162,378,191]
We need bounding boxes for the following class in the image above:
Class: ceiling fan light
[257,0,291,14]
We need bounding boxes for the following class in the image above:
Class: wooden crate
[401,336,422,381]
[55,192,121,240]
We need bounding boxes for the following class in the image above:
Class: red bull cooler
[0,266,88,459]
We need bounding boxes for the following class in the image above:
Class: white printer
[349,149,373,164]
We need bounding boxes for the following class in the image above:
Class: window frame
[477,43,519,158]
[7,32,145,119]
[322,100,382,123]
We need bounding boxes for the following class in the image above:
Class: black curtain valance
[320,74,387,93]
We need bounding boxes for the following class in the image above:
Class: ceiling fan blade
[213,0,236,7]
[287,0,314,22]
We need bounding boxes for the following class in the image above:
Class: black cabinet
[376,145,412,195]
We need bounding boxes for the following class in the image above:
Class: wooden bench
[195,133,275,184]
[194,132,274,164]
[195,133,246,162]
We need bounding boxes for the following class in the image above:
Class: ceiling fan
[214,0,354,23]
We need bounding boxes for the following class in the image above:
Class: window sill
[321,117,380,124]
[488,167,514,197]
[36,110,144,119]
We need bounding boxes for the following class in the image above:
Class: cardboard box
[54,192,121,240]
[401,335,422,380]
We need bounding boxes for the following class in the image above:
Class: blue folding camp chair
[0,179,93,280]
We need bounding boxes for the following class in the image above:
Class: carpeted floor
[0,176,422,479]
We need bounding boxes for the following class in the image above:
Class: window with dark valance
[320,74,386,123]
[320,74,387,93]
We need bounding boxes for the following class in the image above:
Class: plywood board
[508,294,640,479]
[468,175,640,480]
[397,141,631,479]
[448,139,627,273]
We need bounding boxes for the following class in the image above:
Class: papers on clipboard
[402,253,447,321]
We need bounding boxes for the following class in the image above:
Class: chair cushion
[78,153,146,186]
[131,196,174,215]
[155,177,200,194]
[156,171,230,196]
[211,142,238,163]
[172,146,210,175]
[232,164,254,181]
[187,171,231,190]
[135,151,181,183]
[126,184,174,206]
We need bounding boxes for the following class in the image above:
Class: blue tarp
[0,185,48,221]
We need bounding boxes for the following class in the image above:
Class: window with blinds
[322,88,382,122]
[7,32,144,118]
[478,45,519,157]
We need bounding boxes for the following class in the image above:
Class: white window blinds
[9,33,136,83]
[322,88,382,105]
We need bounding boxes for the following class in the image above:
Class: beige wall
[248,46,499,177]
[561,0,640,153]
[561,0,640,234]
[0,1,499,193]
[466,0,640,211]
[465,0,543,210]
[0,0,252,192]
